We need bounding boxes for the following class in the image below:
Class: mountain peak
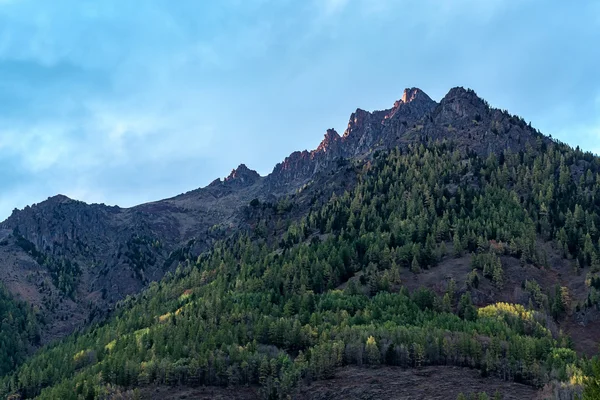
[442,86,487,105]
[385,87,436,121]
[47,194,72,202]
[401,87,425,104]
[316,129,341,153]
[439,86,489,118]
[343,108,371,138]
[388,88,432,110]
[224,164,260,186]
[324,128,340,139]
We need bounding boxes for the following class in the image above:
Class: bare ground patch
[134,366,539,400]
[294,366,539,400]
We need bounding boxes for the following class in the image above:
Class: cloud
[0,0,598,221]
[0,1,238,214]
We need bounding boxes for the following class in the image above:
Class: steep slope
[2,86,600,398]
[0,170,266,341]
[0,283,39,376]
[0,86,561,346]
[5,140,600,399]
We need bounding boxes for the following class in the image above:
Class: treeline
[2,140,600,398]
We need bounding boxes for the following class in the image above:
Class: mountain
[2,86,600,399]
[0,87,464,340]
[0,87,567,342]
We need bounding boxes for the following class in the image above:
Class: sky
[0,0,598,219]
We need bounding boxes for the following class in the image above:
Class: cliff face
[266,86,545,191]
[0,86,547,341]
[265,88,437,191]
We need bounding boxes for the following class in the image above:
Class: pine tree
[453,232,463,257]
[385,344,396,366]
[467,269,480,289]
[551,284,565,320]
[413,343,424,368]
[366,336,380,365]
[442,293,452,313]
[458,293,477,321]
[411,255,421,273]
[447,278,457,303]
[492,264,504,289]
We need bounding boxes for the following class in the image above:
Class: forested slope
[0,86,548,351]
[3,139,600,399]
[0,283,39,378]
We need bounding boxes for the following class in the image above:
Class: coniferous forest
[2,138,600,399]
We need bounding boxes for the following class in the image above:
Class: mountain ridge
[0,85,557,343]
[2,85,536,217]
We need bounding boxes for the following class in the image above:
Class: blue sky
[0,0,598,219]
